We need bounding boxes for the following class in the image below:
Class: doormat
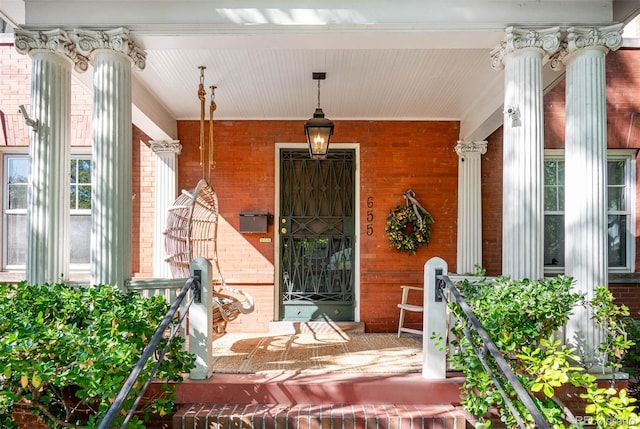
[209,332,423,374]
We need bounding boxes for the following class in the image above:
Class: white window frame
[544,150,565,275]
[544,149,636,274]
[69,152,91,272]
[2,151,29,271]
[1,148,92,272]
[607,151,636,273]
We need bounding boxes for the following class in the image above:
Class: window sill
[0,271,90,284]
[545,272,640,284]
[609,273,640,284]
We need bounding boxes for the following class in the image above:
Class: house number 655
[366,196,374,236]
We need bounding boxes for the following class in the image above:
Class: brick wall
[176,119,460,332]
[132,127,155,278]
[609,284,640,317]
[0,44,92,147]
[481,130,503,276]
[0,43,30,146]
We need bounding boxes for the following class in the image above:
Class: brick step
[175,373,464,405]
[173,403,472,429]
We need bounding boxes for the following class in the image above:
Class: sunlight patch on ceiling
[216,8,369,26]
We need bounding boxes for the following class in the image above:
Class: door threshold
[269,321,365,335]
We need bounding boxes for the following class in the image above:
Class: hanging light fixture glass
[304,72,334,159]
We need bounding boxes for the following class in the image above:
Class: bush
[622,318,640,402]
[0,282,195,428]
[448,276,639,428]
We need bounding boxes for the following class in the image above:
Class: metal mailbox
[239,211,269,233]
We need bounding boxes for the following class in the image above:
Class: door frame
[274,142,361,322]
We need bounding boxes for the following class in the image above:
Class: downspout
[0,110,7,145]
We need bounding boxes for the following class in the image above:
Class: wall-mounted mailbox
[239,211,269,233]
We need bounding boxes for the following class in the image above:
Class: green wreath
[385,204,434,255]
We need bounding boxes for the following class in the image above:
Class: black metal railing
[437,274,550,429]
[97,275,201,429]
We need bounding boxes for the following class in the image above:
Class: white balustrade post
[423,257,449,379]
[76,28,146,288]
[491,27,561,281]
[151,140,182,278]
[14,29,89,285]
[189,257,213,380]
[550,24,624,365]
[455,141,487,274]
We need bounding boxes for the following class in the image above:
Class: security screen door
[279,149,355,321]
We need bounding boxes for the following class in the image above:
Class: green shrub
[0,281,195,428]
[622,318,640,402]
[448,276,639,428]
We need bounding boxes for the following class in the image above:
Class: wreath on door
[385,189,434,256]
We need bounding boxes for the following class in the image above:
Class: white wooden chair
[397,285,424,337]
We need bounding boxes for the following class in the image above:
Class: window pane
[558,160,564,183]
[608,186,626,211]
[70,159,77,183]
[70,157,92,211]
[608,160,627,212]
[544,187,557,211]
[77,159,91,183]
[7,157,29,210]
[544,160,564,211]
[6,213,26,266]
[608,160,625,185]
[77,185,91,209]
[8,158,29,184]
[70,214,91,264]
[544,214,564,267]
[545,161,558,185]
[8,184,28,209]
[608,215,627,268]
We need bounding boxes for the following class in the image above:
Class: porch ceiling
[2,1,640,142]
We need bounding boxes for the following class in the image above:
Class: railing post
[423,257,448,379]
[189,257,213,379]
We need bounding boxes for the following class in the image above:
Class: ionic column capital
[151,140,182,155]
[455,141,487,158]
[75,27,146,70]
[14,28,89,72]
[491,26,561,70]
[550,24,624,71]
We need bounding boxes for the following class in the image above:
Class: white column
[455,141,487,274]
[550,24,623,365]
[76,28,146,288]
[491,26,561,281]
[151,140,182,278]
[14,29,88,285]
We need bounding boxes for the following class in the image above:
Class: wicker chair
[164,178,254,337]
